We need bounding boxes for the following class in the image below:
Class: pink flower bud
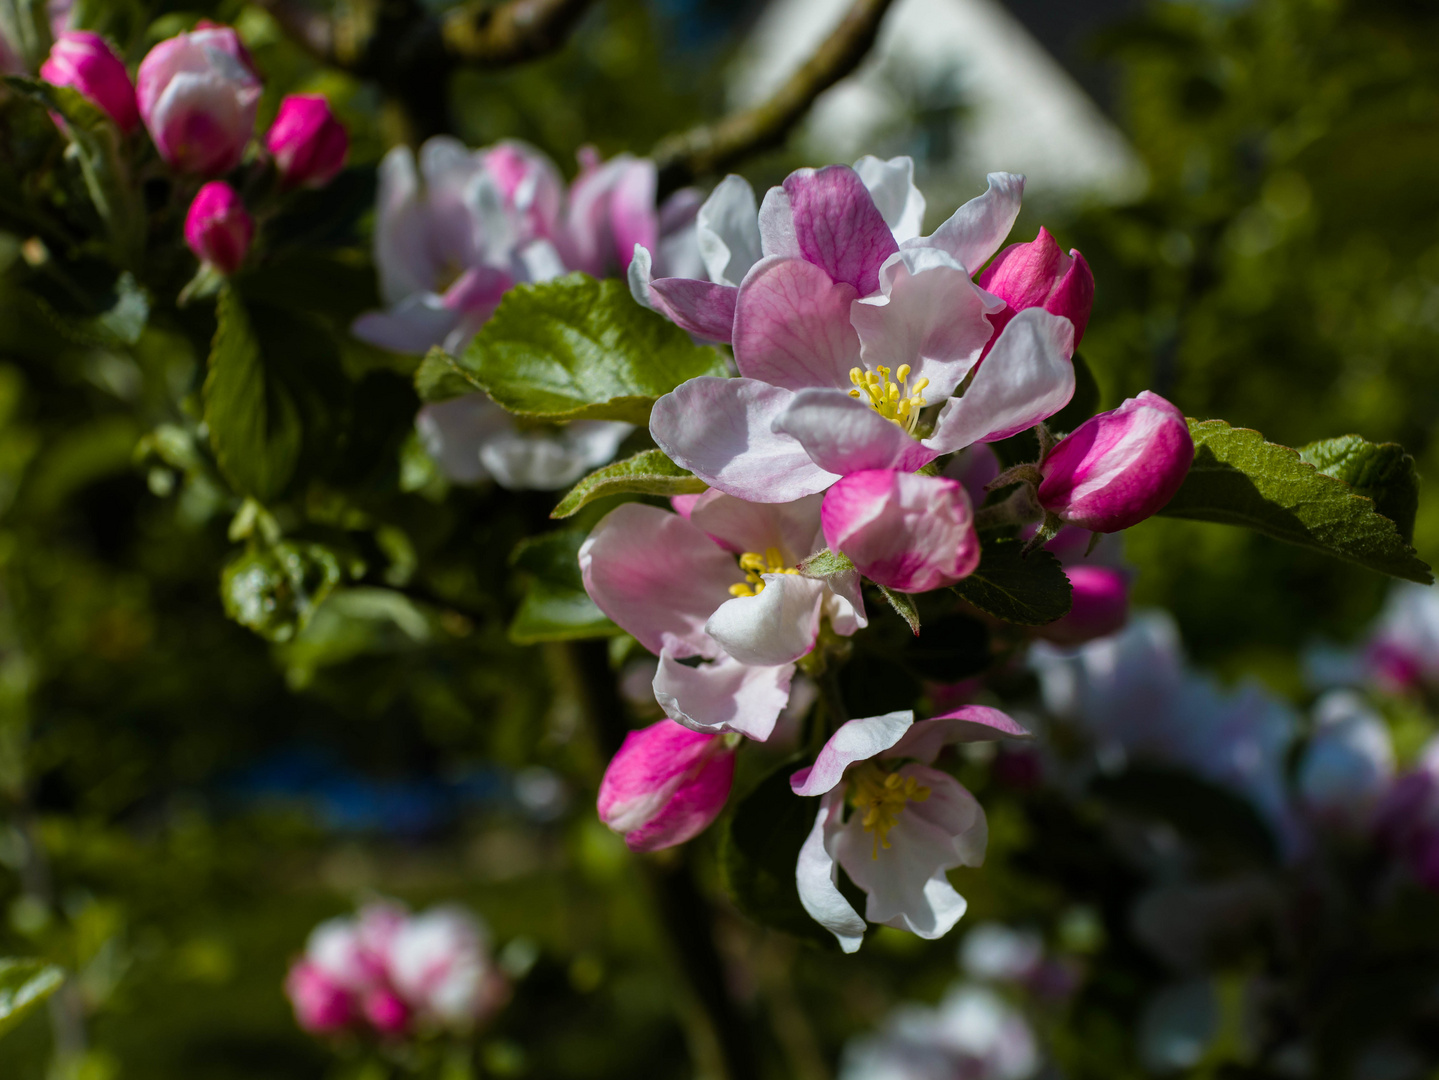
[361,988,411,1036]
[1037,391,1194,533]
[1035,565,1129,645]
[821,469,981,593]
[265,93,347,189]
[184,181,252,274]
[285,959,354,1034]
[597,719,734,852]
[40,32,138,133]
[976,227,1094,348]
[136,24,261,175]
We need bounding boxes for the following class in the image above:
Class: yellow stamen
[728,546,800,598]
[848,762,931,858]
[846,364,930,435]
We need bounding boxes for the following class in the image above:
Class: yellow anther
[730,547,799,598]
[847,363,930,435]
[896,364,911,384]
[849,763,931,858]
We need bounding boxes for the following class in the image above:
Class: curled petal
[883,707,1034,765]
[733,257,861,392]
[651,377,839,503]
[908,172,1025,272]
[653,650,794,741]
[791,711,914,796]
[796,791,867,952]
[705,573,826,667]
[698,174,763,286]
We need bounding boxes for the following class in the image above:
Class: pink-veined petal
[773,389,937,476]
[792,711,914,796]
[649,277,738,341]
[853,155,926,245]
[733,256,861,392]
[783,165,899,296]
[688,489,825,563]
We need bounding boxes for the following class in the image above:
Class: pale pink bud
[136,24,261,175]
[40,32,138,133]
[362,988,411,1036]
[821,469,981,593]
[976,226,1094,347]
[597,719,734,852]
[285,959,354,1034]
[1035,565,1129,645]
[1037,391,1194,533]
[265,93,347,189]
[184,181,251,275]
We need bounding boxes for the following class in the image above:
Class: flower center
[848,364,929,435]
[848,762,931,858]
[728,547,798,598]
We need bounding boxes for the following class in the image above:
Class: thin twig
[652,0,900,194]
[442,0,598,66]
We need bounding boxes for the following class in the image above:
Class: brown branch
[652,0,900,195]
[441,0,598,66]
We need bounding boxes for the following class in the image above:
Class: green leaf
[458,274,729,423]
[509,530,621,644]
[203,289,302,501]
[1299,435,1419,544]
[953,539,1072,625]
[876,584,921,634]
[718,762,835,946]
[798,549,855,579]
[415,347,479,403]
[1159,420,1432,584]
[221,541,344,643]
[0,959,63,1041]
[552,449,707,519]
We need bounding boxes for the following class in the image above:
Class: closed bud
[597,719,734,852]
[361,988,411,1036]
[821,469,981,593]
[976,226,1094,347]
[1037,392,1194,533]
[266,93,348,189]
[1036,565,1129,645]
[137,24,261,175]
[184,181,252,275]
[40,31,138,133]
[284,959,354,1034]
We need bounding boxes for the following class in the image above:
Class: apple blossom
[791,706,1031,951]
[386,907,508,1030]
[41,31,139,133]
[597,719,735,851]
[285,959,354,1034]
[565,149,702,283]
[1036,391,1194,532]
[579,492,866,741]
[975,226,1094,350]
[820,469,981,592]
[266,93,347,189]
[136,24,261,175]
[415,393,631,491]
[183,180,251,275]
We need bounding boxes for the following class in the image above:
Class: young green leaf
[0,959,64,1041]
[1299,435,1420,543]
[551,449,707,519]
[459,274,729,423]
[952,539,1072,625]
[877,583,922,634]
[1160,420,1432,584]
[204,289,303,501]
[221,542,344,643]
[509,530,621,644]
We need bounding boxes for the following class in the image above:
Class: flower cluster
[37,22,349,277]
[285,900,508,1041]
[582,159,1196,949]
[358,139,701,490]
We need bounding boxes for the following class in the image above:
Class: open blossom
[598,719,735,851]
[184,181,251,275]
[649,162,1079,504]
[415,394,630,491]
[565,149,704,286]
[579,492,866,741]
[791,706,1031,951]
[1036,391,1194,532]
[41,31,139,133]
[1297,690,1394,827]
[266,93,347,189]
[821,469,981,592]
[136,24,261,175]
[976,226,1094,352]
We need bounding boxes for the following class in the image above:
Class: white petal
[688,489,825,564]
[653,650,794,741]
[796,792,866,952]
[907,172,1024,273]
[758,185,801,260]
[883,707,1033,765]
[853,155,926,244]
[373,145,432,305]
[628,243,657,310]
[697,175,762,287]
[791,711,914,796]
[705,573,825,667]
[415,393,512,484]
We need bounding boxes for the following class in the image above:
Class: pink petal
[688,489,825,562]
[883,707,1034,765]
[650,377,840,503]
[732,256,861,392]
[653,650,795,741]
[908,172,1024,272]
[773,389,937,476]
[926,309,1075,454]
[598,720,732,852]
[578,503,740,658]
[783,165,899,296]
[791,711,914,796]
[649,277,738,341]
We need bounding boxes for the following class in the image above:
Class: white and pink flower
[790,706,1030,952]
[598,719,736,851]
